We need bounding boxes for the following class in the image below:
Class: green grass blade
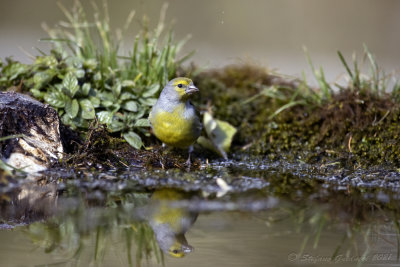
[337,50,354,79]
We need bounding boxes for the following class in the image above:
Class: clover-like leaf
[139,98,157,106]
[63,73,79,97]
[81,83,91,96]
[34,55,58,69]
[133,109,146,119]
[74,69,85,78]
[83,59,97,71]
[33,70,56,89]
[122,100,138,112]
[44,90,68,108]
[4,62,29,80]
[72,115,90,129]
[123,131,143,149]
[31,89,45,99]
[142,84,160,98]
[65,98,79,119]
[134,118,150,127]
[98,91,115,106]
[121,80,135,88]
[101,100,114,108]
[89,96,101,108]
[112,82,122,97]
[120,92,136,100]
[61,114,76,129]
[65,57,83,69]
[109,120,125,132]
[97,111,113,124]
[79,99,96,119]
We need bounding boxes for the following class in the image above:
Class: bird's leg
[185,145,193,168]
[160,143,167,169]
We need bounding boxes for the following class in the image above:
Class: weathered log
[0,92,63,172]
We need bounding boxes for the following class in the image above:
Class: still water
[2,211,396,267]
[1,158,400,267]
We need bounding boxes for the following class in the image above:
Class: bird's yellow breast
[151,189,192,233]
[150,104,200,149]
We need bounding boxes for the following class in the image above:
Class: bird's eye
[177,84,183,88]
[172,249,179,254]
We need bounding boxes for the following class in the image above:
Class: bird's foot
[184,157,191,168]
[184,147,192,171]
[160,160,165,170]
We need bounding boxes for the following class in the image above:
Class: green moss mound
[195,64,400,167]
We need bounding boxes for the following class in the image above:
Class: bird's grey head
[160,77,199,102]
[152,223,194,258]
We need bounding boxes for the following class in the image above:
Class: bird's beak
[182,244,194,254]
[185,84,199,95]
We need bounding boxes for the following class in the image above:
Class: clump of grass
[0,1,192,149]
[336,44,397,95]
[248,45,399,118]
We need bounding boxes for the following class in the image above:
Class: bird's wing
[190,101,203,132]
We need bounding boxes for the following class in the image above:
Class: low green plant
[0,1,192,149]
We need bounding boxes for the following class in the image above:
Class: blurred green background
[1,0,399,82]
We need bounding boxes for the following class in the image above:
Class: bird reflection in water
[147,188,198,258]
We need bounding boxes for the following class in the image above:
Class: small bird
[149,78,202,165]
[148,188,198,258]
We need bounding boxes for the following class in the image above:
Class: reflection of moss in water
[23,189,199,266]
[25,193,164,267]
[27,220,163,266]
[126,223,165,267]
